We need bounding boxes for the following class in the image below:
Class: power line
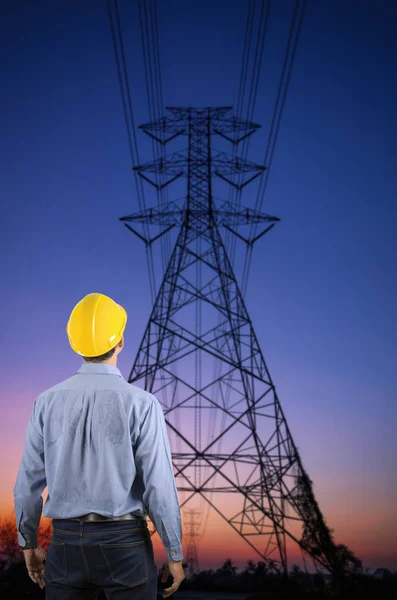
[107,0,156,301]
[241,0,306,297]
[227,0,256,260]
[152,0,172,259]
[230,0,271,265]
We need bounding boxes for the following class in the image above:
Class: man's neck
[83,359,118,367]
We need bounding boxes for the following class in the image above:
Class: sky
[1,0,397,573]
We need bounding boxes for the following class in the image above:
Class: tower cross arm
[120,201,279,231]
[215,204,280,227]
[134,151,265,177]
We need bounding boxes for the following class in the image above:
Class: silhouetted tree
[243,559,256,577]
[290,564,304,576]
[0,514,22,566]
[335,543,363,575]
[267,558,280,575]
[252,560,269,587]
[219,558,237,574]
[255,560,269,574]
[0,511,52,571]
[240,560,257,588]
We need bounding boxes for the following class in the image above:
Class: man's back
[14,362,183,562]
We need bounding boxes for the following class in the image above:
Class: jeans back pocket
[44,540,67,583]
[100,539,148,588]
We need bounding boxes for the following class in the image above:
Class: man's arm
[134,394,183,561]
[13,397,47,549]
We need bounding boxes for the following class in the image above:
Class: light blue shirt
[13,363,183,561]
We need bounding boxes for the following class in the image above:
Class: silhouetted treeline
[173,557,397,598]
[1,513,396,599]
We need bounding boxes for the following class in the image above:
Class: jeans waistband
[63,512,144,523]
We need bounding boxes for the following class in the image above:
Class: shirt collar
[76,363,123,378]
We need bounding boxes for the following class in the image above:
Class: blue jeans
[44,518,158,599]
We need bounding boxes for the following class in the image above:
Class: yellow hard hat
[66,293,127,357]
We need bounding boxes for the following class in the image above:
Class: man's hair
[82,346,117,363]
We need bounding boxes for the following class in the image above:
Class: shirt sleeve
[134,395,183,561]
[13,396,47,549]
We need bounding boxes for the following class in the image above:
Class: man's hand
[160,558,185,598]
[23,547,47,589]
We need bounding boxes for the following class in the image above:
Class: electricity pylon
[120,107,343,578]
[184,508,201,578]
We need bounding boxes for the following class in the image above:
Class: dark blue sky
[1,0,396,567]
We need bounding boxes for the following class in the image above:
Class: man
[13,292,185,599]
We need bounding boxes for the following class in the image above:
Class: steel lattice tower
[120,107,343,578]
[184,508,201,578]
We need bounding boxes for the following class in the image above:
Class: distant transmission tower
[120,107,343,578]
[184,508,201,578]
